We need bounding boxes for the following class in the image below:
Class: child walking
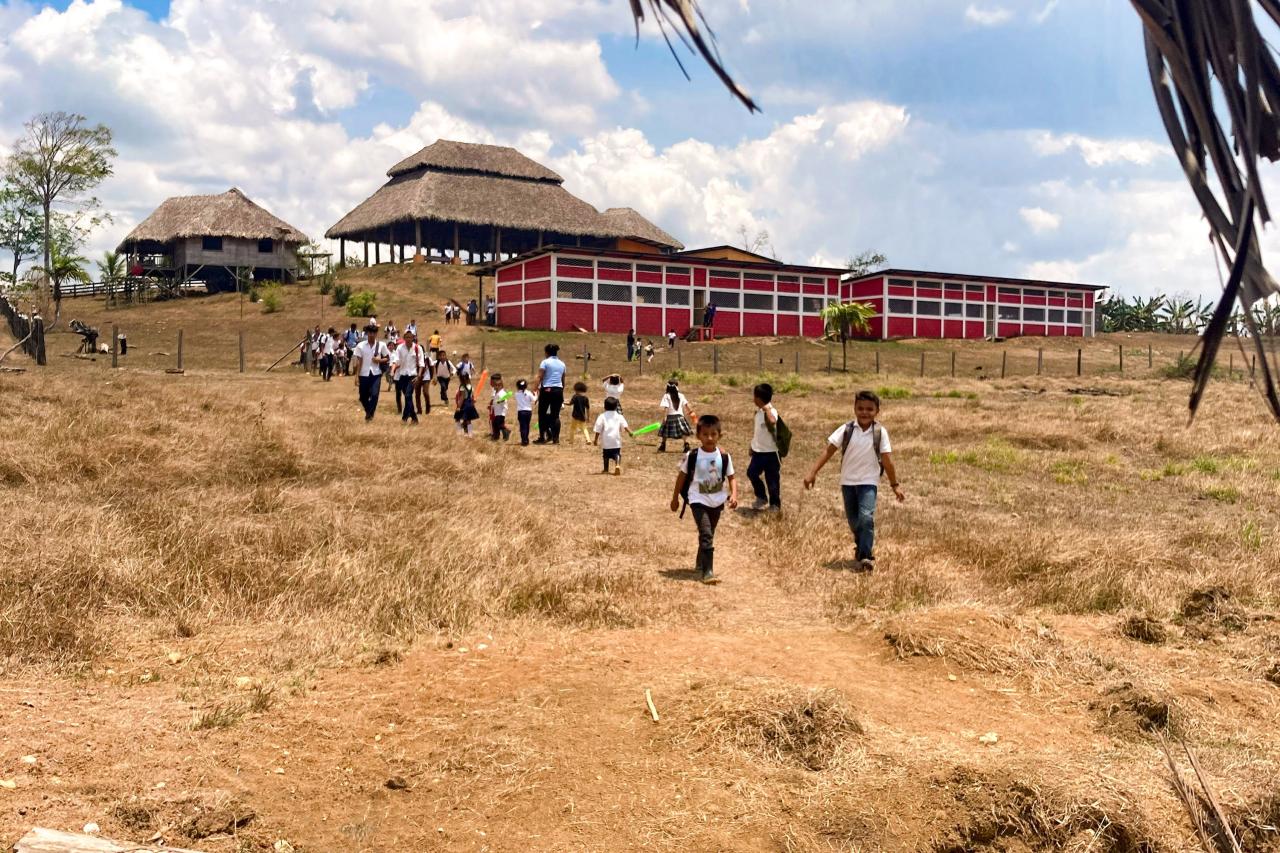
[748,382,782,511]
[489,373,512,441]
[803,390,905,572]
[569,381,592,444]
[670,415,738,584]
[514,379,536,446]
[602,374,625,412]
[453,371,481,436]
[593,397,632,475]
[657,379,695,453]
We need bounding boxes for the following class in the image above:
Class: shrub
[247,285,261,303]
[876,386,912,399]
[331,283,352,307]
[259,284,284,314]
[317,273,334,296]
[345,290,377,318]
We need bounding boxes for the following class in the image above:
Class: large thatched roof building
[119,188,309,292]
[325,140,682,266]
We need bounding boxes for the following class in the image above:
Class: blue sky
[0,0,1251,297]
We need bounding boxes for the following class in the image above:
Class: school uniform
[454,384,480,431]
[594,410,629,472]
[393,342,425,422]
[490,389,511,441]
[353,339,390,420]
[827,422,893,562]
[515,389,536,445]
[682,448,734,580]
[436,357,456,402]
[748,404,781,509]
[658,393,692,441]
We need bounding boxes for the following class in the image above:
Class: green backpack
[765,412,792,458]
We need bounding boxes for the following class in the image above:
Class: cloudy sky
[0,0,1259,297]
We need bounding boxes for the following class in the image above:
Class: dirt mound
[676,677,863,771]
[1089,682,1176,740]
[1121,615,1169,644]
[883,607,1073,677]
[926,767,1157,852]
[1180,586,1248,637]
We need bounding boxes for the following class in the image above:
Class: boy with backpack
[670,414,738,585]
[804,390,904,571]
[747,383,790,512]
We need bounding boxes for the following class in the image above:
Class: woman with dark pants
[533,343,567,444]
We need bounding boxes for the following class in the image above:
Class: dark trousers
[841,485,878,561]
[415,378,430,415]
[602,447,621,471]
[690,504,723,575]
[626,343,635,361]
[537,387,564,442]
[320,354,334,381]
[747,451,781,507]
[517,411,532,445]
[491,414,510,441]
[358,373,381,420]
[439,376,451,403]
[397,375,417,421]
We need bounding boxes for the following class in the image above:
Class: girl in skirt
[657,379,696,453]
[454,371,481,436]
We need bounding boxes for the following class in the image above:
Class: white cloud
[1034,0,1059,24]
[1032,131,1166,167]
[1019,206,1061,233]
[964,4,1014,26]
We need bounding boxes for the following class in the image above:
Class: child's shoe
[858,558,875,573]
[613,465,622,476]
[701,570,721,585]
[751,497,768,511]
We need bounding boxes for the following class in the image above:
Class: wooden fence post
[1250,355,1256,377]
[758,346,763,371]
[530,342,535,374]
[677,347,682,369]
[177,329,184,371]
[794,349,800,374]
[1148,344,1153,369]
[481,341,486,370]
[1001,350,1007,379]
[1037,348,1043,376]
[875,349,880,374]
[1118,344,1124,374]
[33,317,45,365]
[827,346,832,373]
[919,351,925,377]
[111,324,118,369]
[713,345,719,374]
[1077,348,1082,377]
[1229,353,1234,378]
[239,330,246,373]
[582,343,588,378]
[951,350,956,378]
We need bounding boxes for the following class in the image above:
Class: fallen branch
[644,688,660,723]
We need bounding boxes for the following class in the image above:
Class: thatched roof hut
[119,188,308,251]
[325,140,682,264]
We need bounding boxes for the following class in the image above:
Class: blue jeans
[747,450,781,507]
[358,373,381,419]
[841,485,878,561]
[397,374,417,420]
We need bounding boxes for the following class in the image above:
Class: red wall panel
[998,322,1021,337]
[849,278,884,297]
[710,274,740,289]
[965,321,985,339]
[496,305,522,328]
[712,310,740,337]
[965,290,985,301]
[558,266,594,279]
[827,280,838,295]
[597,304,633,334]
[1083,293,1095,308]
[525,256,551,279]
[556,301,594,332]
[802,316,825,338]
[777,281,800,293]
[803,284,826,295]
[523,301,550,330]
[743,279,775,292]
[944,319,964,338]
[497,263,523,283]
[776,315,800,336]
[887,317,914,338]
[1066,326,1084,337]
[916,318,942,338]
[496,283,521,304]
[1022,324,1047,336]
[635,306,664,336]
[917,286,942,299]
[741,312,775,336]
[597,267,633,282]
[987,286,997,300]
[694,268,707,286]
[665,308,691,335]
[888,285,914,296]
[1047,326,1065,337]
[524,280,550,301]
[636,270,662,284]
[665,272,691,286]
[852,316,883,339]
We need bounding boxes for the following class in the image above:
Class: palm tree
[97,250,124,302]
[628,0,1280,420]
[34,250,90,305]
[821,301,876,372]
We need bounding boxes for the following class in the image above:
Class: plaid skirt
[659,413,692,439]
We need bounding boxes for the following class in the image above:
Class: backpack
[679,449,730,518]
[765,410,793,459]
[839,421,883,476]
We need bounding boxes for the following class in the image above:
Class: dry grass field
[1,264,1278,852]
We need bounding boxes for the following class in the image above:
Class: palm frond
[627,0,758,112]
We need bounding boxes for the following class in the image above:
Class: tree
[97,251,124,303]
[821,300,876,372]
[5,112,115,324]
[628,0,1280,420]
[34,250,91,301]
[0,181,42,287]
[846,250,887,278]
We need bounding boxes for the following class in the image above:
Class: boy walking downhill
[514,380,536,446]
[352,325,390,421]
[569,381,592,444]
[393,330,424,424]
[593,397,632,474]
[748,383,783,512]
[670,415,738,585]
[489,374,512,441]
[803,390,905,572]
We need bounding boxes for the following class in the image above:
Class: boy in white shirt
[514,379,537,446]
[748,383,782,512]
[804,390,906,572]
[392,331,425,424]
[351,325,390,421]
[670,414,738,585]
[592,397,633,475]
[489,373,512,441]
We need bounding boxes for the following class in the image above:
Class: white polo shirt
[393,342,424,379]
[593,411,629,450]
[491,388,510,418]
[751,404,779,453]
[827,421,892,487]
[353,340,389,377]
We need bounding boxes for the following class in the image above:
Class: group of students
[346,333,905,585]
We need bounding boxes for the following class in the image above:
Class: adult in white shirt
[747,382,782,511]
[392,331,425,424]
[352,325,390,421]
[602,374,625,412]
[592,397,632,475]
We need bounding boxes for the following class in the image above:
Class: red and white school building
[488,246,1106,340]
